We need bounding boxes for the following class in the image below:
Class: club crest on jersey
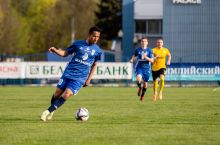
[82,53,88,60]
[91,49,95,56]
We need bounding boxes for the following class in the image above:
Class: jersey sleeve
[149,48,154,58]
[94,50,102,62]
[166,48,171,56]
[152,48,156,55]
[66,42,77,55]
[134,48,138,56]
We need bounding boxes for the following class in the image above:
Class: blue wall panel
[163,0,220,63]
[122,0,135,61]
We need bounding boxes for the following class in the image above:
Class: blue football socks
[50,95,59,104]
[48,97,66,113]
[141,87,147,97]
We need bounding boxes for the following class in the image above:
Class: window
[135,20,146,33]
[147,20,162,34]
[135,19,162,35]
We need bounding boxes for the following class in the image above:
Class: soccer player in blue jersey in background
[41,26,102,121]
[130,37,154,101]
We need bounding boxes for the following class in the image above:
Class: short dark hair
[141,36,148,41]
[89,26,102,34]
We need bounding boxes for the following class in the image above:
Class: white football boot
[46,111,54,120]
[40,110,50,122]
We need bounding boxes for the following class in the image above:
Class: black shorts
[152,68,166,81]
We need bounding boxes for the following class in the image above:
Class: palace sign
[172,0,201,4]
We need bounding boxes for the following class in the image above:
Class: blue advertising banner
[132,63,220,81]
[166,63,220,81]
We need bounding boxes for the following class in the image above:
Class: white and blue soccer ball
[75,107,89,121]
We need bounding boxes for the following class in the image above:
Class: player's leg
[136,68,143,96]
[41,80,83,122]
[51,88,63,104]
[41,77,68,121]
[153,80,158,101]
[140,71,150,101]
[158,69,166,100]
[140,82,148,101]
[152,71,159,101]
[47,88,73,112]
[47,87,64,120]
[47,80,83,112]
[41,88,74,122]
[136,75,142,96]
[159,74,165,100]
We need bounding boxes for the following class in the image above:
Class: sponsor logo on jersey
[75,58,91,66]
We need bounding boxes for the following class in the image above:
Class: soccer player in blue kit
[41,26,102,121]
[130,37,154,101]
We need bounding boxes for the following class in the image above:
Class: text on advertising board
[172,0,201,4]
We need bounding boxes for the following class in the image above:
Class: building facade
[122,0,220,63]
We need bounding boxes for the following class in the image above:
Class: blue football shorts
[135,67,150,82]
[56,76,84,95]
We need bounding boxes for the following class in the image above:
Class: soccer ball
[75,108,89,121]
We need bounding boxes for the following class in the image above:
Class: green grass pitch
[0,86,220,145]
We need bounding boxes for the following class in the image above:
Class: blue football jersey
[134,47,153,69]
[62,40,102,83]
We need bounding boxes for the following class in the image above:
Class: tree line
[0,0,121,55]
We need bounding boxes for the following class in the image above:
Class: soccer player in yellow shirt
[152,39,171,101]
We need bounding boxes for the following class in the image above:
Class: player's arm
[144,49,154,63]
[167,53,171,65]
[130,55,137,63]
[48,47,68,57]
[84,62,98,87]
[152,49,160,60]
[154,54,161,60]
[130,49,138,63]
[144,54,154,63]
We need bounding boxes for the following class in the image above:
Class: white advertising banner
[0,62,133,79]
[93,62,133,79]
[25,62,66,78]
[0,62,25,78]
[25,62,132,79]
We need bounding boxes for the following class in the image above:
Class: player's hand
[48,47,57,53]
[83,80,90,87]
[130,59,133,63]
[155,54,161,58]
[144,54,150,60]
